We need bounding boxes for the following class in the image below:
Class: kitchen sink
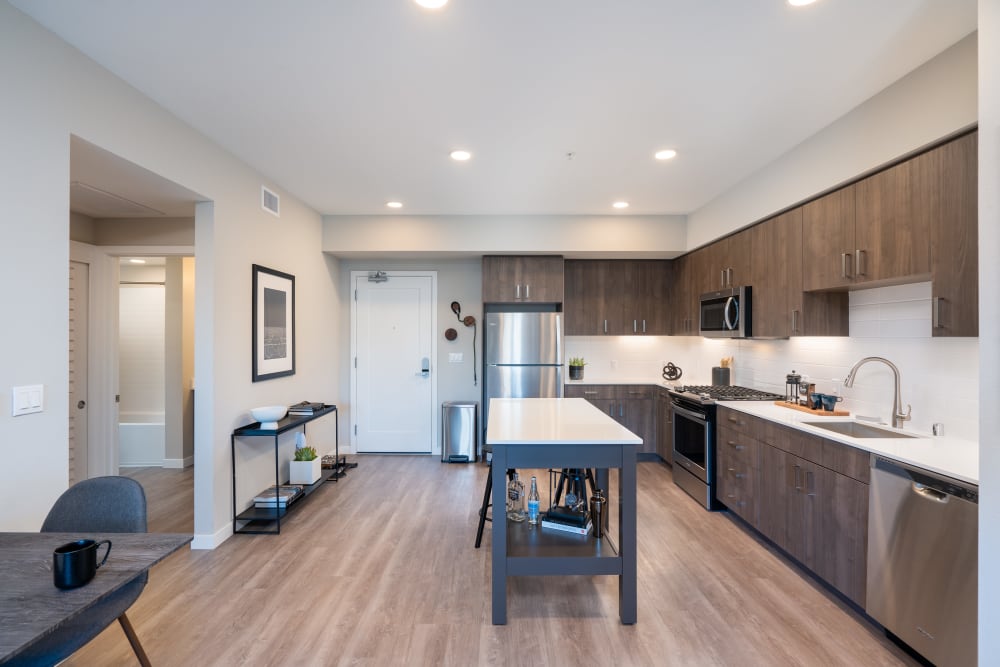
[802,421,918,439]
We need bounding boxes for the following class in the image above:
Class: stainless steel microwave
[699,286,751,338]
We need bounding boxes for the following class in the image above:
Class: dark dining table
[0,531,192,663]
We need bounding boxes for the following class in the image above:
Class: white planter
[288,458,322,485]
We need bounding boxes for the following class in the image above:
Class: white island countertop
[720,401,979,485]
[487,398,642,446]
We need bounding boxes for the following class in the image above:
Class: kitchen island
[486,397,642,625]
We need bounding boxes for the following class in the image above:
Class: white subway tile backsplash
[565,280,978,441]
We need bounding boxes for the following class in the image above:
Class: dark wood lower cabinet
[565,384,655,456]
[655,390,673,463]
[718,410,870,608]
[757,440,868,608]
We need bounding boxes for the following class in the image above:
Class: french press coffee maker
[785,370,802,405]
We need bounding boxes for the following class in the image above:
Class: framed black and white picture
[252,264,295,382]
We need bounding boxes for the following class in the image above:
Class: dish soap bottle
[527,476,540,525]
[507,472,525,522]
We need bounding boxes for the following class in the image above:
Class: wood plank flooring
[65,458,917,666]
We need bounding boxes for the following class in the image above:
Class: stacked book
[288,401,325,416]
[253,485,303,509]
[540,507,592,536]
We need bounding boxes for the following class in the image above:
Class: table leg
[620,446,637,624]
[491,445,508,625]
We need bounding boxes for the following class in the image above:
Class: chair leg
[474,465,493,549]
[118,612,151,667]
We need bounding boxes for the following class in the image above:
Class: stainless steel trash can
[442,401,478,463]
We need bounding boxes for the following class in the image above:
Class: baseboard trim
[163,456,194,469]
[191,522,233,550]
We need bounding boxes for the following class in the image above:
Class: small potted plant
[288,445,321,485]
[568,357,586,381]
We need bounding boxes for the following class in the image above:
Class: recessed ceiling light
[128,258,146,264]
[450,150,471,161]
[787,0,818,6]
[386,201,403,209]
[613,201,629,209]
[415,0,448,8]
[654,149,678,161]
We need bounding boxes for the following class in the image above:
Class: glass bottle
[527,476,541,525]
[507,472,525,522]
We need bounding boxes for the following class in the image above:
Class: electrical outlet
[448,352,463,363]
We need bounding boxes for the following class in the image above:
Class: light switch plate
[448,352,463,363]
[12,384,44,416]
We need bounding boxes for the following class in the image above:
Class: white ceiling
[14,0,977,217]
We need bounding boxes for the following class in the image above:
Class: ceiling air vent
[261,186,280,217]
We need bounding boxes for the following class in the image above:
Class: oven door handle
[671,402,708,426]
[723,296,738,331]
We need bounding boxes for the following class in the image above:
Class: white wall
[0,3,340,545]
[979,0,999,657]
[687,33,978,250]
[323,214,687,257]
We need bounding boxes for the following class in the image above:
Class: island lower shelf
[506,521,621,575]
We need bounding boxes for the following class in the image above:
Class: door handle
[420,356,430,376]
[77,400,86,409]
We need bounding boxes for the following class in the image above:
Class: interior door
[69,260,89,484]
[353,272,436,453]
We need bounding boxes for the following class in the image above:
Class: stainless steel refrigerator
[483,312,564,445]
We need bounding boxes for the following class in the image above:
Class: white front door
[352,272,437,454]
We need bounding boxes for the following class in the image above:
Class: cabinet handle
[933,297,942,328]
[525,284,530,299]
[840,253,848,279]
[793,464,802,491]
[515,284,521,299]
[720,269,726,288]
[584,391,598,396]
[633,319,638,333]
[604,319,608,334]
[619,403,624,418]
[642,319,647,333]
[791,309,799,333]
[727,267,733,287]
[855,249,866,277]
[806,470,816,496]
[609,405,614,417]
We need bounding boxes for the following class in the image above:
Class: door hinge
[354,424,358,435]
[354,357,357,369]
[354,289,357,301]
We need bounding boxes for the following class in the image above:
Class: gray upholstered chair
[13,476,151,667]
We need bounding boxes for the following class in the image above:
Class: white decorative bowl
[251,405,287,429]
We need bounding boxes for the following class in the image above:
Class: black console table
[231,405,345,534]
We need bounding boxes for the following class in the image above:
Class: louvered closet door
[69,261,89,485]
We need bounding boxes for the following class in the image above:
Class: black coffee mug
[53,539,112,589]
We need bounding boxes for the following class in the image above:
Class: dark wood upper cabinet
[802,185,856,291]
[855,156,931,283]
[751,209,801,338]
[482,255,564,304]
[563,260,669,335]
[928,131,978,336]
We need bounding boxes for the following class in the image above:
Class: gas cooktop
[669,385,783,402]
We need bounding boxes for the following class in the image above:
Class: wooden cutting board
[773,400,849,417]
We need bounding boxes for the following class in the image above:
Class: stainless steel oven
[699,286,751,338]
[670,398,719,510]
[668,385,782,510]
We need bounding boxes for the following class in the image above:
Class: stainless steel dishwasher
[867,456,978,667]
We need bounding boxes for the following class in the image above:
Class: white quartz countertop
[720,401,979,485]
[487,398,643,445]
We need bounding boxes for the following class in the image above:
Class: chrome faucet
[844,357,911,429]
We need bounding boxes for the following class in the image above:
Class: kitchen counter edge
[719,401,978,485]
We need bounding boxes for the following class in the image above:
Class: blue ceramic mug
[820,394,843,411]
